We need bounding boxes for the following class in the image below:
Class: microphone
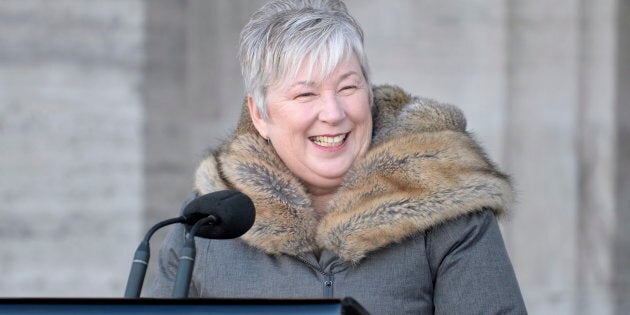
[172,190,256,298]
[181,190,256,239]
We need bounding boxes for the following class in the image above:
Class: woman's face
[249,54,372,195]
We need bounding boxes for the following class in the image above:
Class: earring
[266,137,271,145]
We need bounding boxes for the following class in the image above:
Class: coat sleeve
[426,209,527,314]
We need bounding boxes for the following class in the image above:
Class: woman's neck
[308,187,337,218]
[311,194,332,217]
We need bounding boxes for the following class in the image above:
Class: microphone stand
[124,216,186,298]
[172,215,218,298]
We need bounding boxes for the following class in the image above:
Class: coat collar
[194,85,514,263]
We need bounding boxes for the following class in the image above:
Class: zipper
[294,255,336,298]
[323,274,334,298]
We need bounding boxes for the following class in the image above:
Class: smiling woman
[149,0,527,313]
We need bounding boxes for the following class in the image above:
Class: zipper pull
[323,274,334,298]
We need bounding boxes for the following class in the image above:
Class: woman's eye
[295,92,316,100]
[339,85,357,94]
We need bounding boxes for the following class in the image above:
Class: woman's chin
[306,168,350,190]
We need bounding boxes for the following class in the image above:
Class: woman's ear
[247,96,269,139]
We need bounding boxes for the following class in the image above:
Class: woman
[150,0,527,314]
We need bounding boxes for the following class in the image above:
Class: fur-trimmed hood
[194,85,514,263]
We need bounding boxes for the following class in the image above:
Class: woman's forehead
[275,53,362,88]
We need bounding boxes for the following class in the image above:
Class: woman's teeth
[310,134,347,147]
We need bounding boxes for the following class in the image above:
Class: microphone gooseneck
[124,216,186,298]
[172,216,218,298]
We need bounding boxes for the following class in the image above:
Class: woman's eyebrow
[288,71,360,88]
[289,80,317,88]
[338,71,360,81]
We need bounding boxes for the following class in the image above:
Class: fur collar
[194,85,514,263]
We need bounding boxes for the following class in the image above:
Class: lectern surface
[0,298,365,315]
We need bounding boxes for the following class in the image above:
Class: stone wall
[0,0,144,296]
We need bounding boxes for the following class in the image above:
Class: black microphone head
[183,190,255,239]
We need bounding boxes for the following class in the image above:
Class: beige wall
[0,0,144,296]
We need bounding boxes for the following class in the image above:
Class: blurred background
[0,0,628,314]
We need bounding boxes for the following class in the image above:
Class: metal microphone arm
[124,216,186,298]
[172,215,218,298]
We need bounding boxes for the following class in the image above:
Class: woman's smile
[309,132,349,149]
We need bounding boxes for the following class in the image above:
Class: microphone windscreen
[183,190,256,239]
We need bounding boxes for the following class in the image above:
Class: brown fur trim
[193,85,514,262]
[318,131,513,263]
[218,134,318,255]
[195,154,230,194]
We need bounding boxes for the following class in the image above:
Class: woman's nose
[318,95,346,124]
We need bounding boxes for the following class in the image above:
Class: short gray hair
[239,0,371,120]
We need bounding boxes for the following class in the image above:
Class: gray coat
[149,86,527,314]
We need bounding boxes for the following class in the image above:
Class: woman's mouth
[309,133,348,147]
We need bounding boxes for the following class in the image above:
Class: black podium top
[0,297,369,315]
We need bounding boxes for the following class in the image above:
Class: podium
[0,297,369,315]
